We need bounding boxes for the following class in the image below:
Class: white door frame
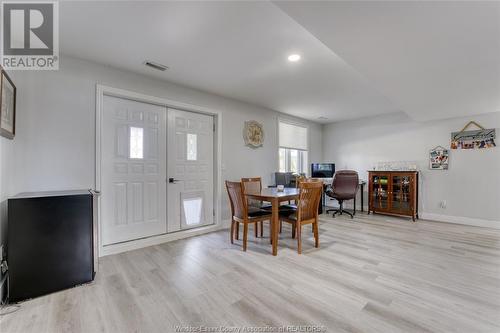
[96,84,223,257]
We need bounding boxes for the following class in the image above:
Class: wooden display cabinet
[368,171,418,221]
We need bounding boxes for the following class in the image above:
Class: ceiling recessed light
[288,54,301,62]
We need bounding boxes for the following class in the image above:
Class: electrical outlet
[440,200,447,209]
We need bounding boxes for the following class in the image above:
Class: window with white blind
[278,121,308,174]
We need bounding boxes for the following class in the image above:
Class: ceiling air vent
[317,116,329,121]
[144,61,168,71]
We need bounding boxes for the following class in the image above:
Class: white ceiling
[59,1,397,123]
[59,1,500,123]
[275,1,500,121]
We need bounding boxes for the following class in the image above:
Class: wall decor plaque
[429,146,449,170]
[451,121,496,149]
[243,121,264,148]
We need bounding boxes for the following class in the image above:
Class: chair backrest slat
[306,178,324,183]
[295,175,306,188]
[296,176,323,188]
[297,181,323,221]
[225,181,247,219]
[241,177,263,208]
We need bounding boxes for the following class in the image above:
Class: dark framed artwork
[0,68,16,139]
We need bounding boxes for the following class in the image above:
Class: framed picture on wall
[0,68,16,139]
[451,121,496,149]
[429,146,449,170]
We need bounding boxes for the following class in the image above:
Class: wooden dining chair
[277,174,305,234]
[241,177,271,238]
[226,181,272,251]
[288,175,306,204]
[279,177,323,235]
[304,178,324,232]
[280,181,322,254]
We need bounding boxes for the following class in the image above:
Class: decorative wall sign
[429,146,449,170]
[0,68,16,139]
[243,121,264,148]
[451,121,496,149]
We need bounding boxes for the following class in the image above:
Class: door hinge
[213,123,216,132]
[213,209,216,217]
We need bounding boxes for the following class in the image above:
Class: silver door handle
[168,178,181,183]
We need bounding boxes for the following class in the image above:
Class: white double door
[101,95,214,246]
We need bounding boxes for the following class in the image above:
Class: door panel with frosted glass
[101,96,167,245]
[167,109,214,232]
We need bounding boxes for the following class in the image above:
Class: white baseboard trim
[420,213,500,229]
[100,221,229,257]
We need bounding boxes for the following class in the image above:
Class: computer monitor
[311,163,335,178]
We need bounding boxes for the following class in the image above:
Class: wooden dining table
[245,187,300,256]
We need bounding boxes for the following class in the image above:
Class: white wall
[5,56,322,225]
[323,111,500,227]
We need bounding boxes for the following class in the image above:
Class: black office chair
[325,170,359,218]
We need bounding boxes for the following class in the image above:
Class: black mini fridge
[7,190,97,302]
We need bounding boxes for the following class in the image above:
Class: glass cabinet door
[391,174,412,214]
[371,174,389,210]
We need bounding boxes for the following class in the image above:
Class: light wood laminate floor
[2,213,500,333]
